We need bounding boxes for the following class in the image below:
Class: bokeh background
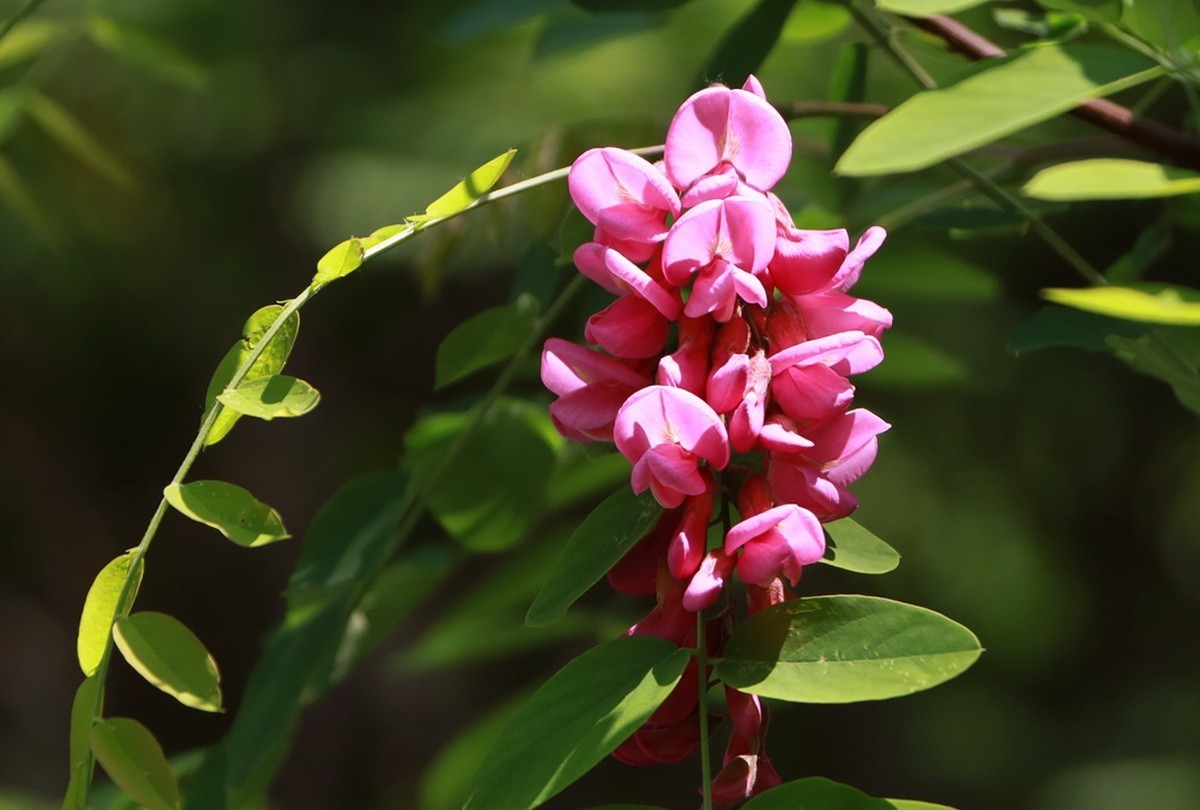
[2,0,1200,808]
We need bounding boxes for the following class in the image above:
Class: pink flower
[573,243,682,319]
[725,477,825,586]
[662,196,776,321]
[682,549,736,612]
[540,337,650,442]
[663,77,792,193]
[657,316,714,396]
[667,471,716,580]
[568,147,681,245]
[789,290,893,340]
[769,331,883,422]
[585,295,669,359]
[613,385,730,508]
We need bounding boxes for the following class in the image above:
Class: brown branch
[907,14,1200,171]
[778,100,891,120]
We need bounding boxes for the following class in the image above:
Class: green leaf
[865,332,967,389]
[216,375,320,420]
[163,481,289,548]
[90,718,180,810]
[86,18,206,89]
[63,676,100,810]
[696,0,800,90]
[287,470,412,598]
[203,304,300,445]
[713,595,982,703]
[1023,159,1200,201]
[421,692,530,810]
[781,0,852,44]
[464,635,691,809]
[1122,0,1200,51]
[821,518,900,574]
[406,400,558,552]
[744,776,959,809]
[1043,284,1200,325]
[993,8,1089,40]
[313,238,364,286]
[78,552,144,676]
[358,222,409,249]
[436,295,540,389]
[877,0,992,17]
[0,20,64,69]
[1036,0,1120,22]
[112,613,223,712]
[1109,333,1200,416]
[1008,304,1146,354]
[836,44,1162,176]
[25,93,134,188]
[411,149,516,222]
[526,487,660,626]
[1106,215,1171,282]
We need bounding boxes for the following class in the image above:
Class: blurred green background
[2,0,1199,807]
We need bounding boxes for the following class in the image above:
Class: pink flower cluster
[541,76,891,804]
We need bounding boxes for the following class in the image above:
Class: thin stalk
[696,607,713,810]
[70,149,622,806]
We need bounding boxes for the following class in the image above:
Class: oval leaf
[836,44,1161,176]
[413,149,517,222]
[112,612,223,712]
[436,295,540,389]
[525,487,659,627]
[203,304,300,445]
[877,0,992,16]
[163,480,289,547]
[217,374,320,420]
[63,675,101,810]
[78,552,144,676]
[1023,159,1200,201]
[744,776,958,809]
[313,238,364,286]
[90,718,179,810]
[1043,284,1200,326]
[821,518,900,574]
[713,595,982,703]
[464,635,690,809]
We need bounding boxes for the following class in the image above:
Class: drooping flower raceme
[540,75,892,803]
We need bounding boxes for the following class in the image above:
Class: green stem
[69,149,622,806]
[696,607,713,810]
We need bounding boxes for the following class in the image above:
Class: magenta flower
[585,295,669,359]
[656,316,714,396]
[573,243,682,319]
[540,337,650,442]
[662,196,776,321]
[726,505,825,586]
[613,385,730,508]
[682,549,736,612]
[568,147,681,245]
[769,331,883,422]
[770,223,887,297]
[663,77,792,193]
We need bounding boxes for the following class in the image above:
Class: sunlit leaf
[1122,0,1200,51]
[406,399,558,552]
[877,0,992,16]
[714,595,982,702]
[78,552,144,676]
[86,18,206,89]
[90,718,180,810]
[1035,0,1120,22]
[821,518,900,574]
[203,304,300,445]
[534,9,662,58]
[780,0,851,44]
[0,20,64,69]
[1023,159,1200,201]
[744,776,959,809]
[313,238,364,286]
[217,375,320,420]
[993,8,1089,39]
[836,44,1161,176]
[163,481,289,548]
[113,612,222,712]
[1043,284,1200,325]
[410,149,516,222]
[358,223,409,250]
[25,93,134,188]
[436,295,540,389]
[526,487,660,626]
[464,635,691,809]
[1008,305,1146,354]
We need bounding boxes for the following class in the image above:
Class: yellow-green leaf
[113,612,223,712]
[217,374,320,420]
[313,238,364,286]
[202,304,300,445]
[358,223,409,250]
[25,93,134,188]
[90,718,180,810]
[877,0,992,16]
[163,480,289,547]
[0,20,64,69]
[63,675,101,809]
[1043,284,1200,325]
[1023,159,1200,201]
[77,552,144,676]
[411,148,516,222]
